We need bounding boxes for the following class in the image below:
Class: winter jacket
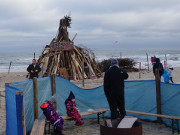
[40,101,64,132]
[153,58,164,76]
[104,66,129,97]
[162,70,170,83]
[27,64,41,79]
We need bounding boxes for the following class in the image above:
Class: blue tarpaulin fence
[5,85,23,135]
[5,76,180,135]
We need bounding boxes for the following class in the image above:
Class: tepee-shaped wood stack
[37,16,101,80]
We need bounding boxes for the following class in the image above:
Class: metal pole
[82,58,85,87]
[155,68,161,123]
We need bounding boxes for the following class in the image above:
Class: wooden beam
[72,33,77,42]
[33,77,38,119]
[51,74,56,110]
[126,110,180,120]
[82,58,85,87]
[155,68,161,122]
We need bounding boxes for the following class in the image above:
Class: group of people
[40,91,84,135]
[152,57,174,83]
[40,58,128,134]
[30,57,174,133]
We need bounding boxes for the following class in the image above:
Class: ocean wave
[0,50,180,72]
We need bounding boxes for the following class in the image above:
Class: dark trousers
[107,94,126,119]
[29,73,38,79]
[170,77,174,83]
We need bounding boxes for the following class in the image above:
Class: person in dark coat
[27,59,41,79]
[104,59,129,123]
[153,58,164,77]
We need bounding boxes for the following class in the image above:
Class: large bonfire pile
[37,16,101,80]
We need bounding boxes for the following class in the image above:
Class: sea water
[0,49,180,72]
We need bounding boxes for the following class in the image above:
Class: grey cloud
[0,0,180,51]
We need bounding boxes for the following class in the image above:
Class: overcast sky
[0,0,180,52]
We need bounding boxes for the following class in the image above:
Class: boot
[75,120,84,125]
[54,130,64,135]
[111,118,121,128]
[78,120,84,125]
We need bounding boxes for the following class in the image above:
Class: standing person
[27,59,41,79]
[168,65,174,83]
[152,56,156,65]
[103,59,129,126]
[40,94,64,135]
[65,91,84,125]
[153,58,164,77]
[162,70,170,83]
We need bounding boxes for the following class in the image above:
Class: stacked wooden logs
[37,45,101,80]
[37,16,101,80]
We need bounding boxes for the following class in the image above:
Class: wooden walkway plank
[30,119,45,135]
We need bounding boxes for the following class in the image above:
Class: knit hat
[49,94,57,103]
[65,91,75,104]
[111,59,118,65]
[68,91,75,100]
[168,65,173,68]
[156,58,160,63]
[110,58,119,68]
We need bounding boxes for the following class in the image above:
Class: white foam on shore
[1,49,180,72]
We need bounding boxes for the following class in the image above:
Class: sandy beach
[1,68,180,135]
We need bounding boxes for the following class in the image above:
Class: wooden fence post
[51,74,56,110]
[16,91,26,135]
[155,68,161,122]
[5,83,12,86]
[33,77,38,119]
[139,62,141,79]
[82,58,85,87]
[8,61,12,74]
[146,53,149,71]
[164,54,167,70]
[22,92,26,135]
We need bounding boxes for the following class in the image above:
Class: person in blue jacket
[162,70,170,83]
